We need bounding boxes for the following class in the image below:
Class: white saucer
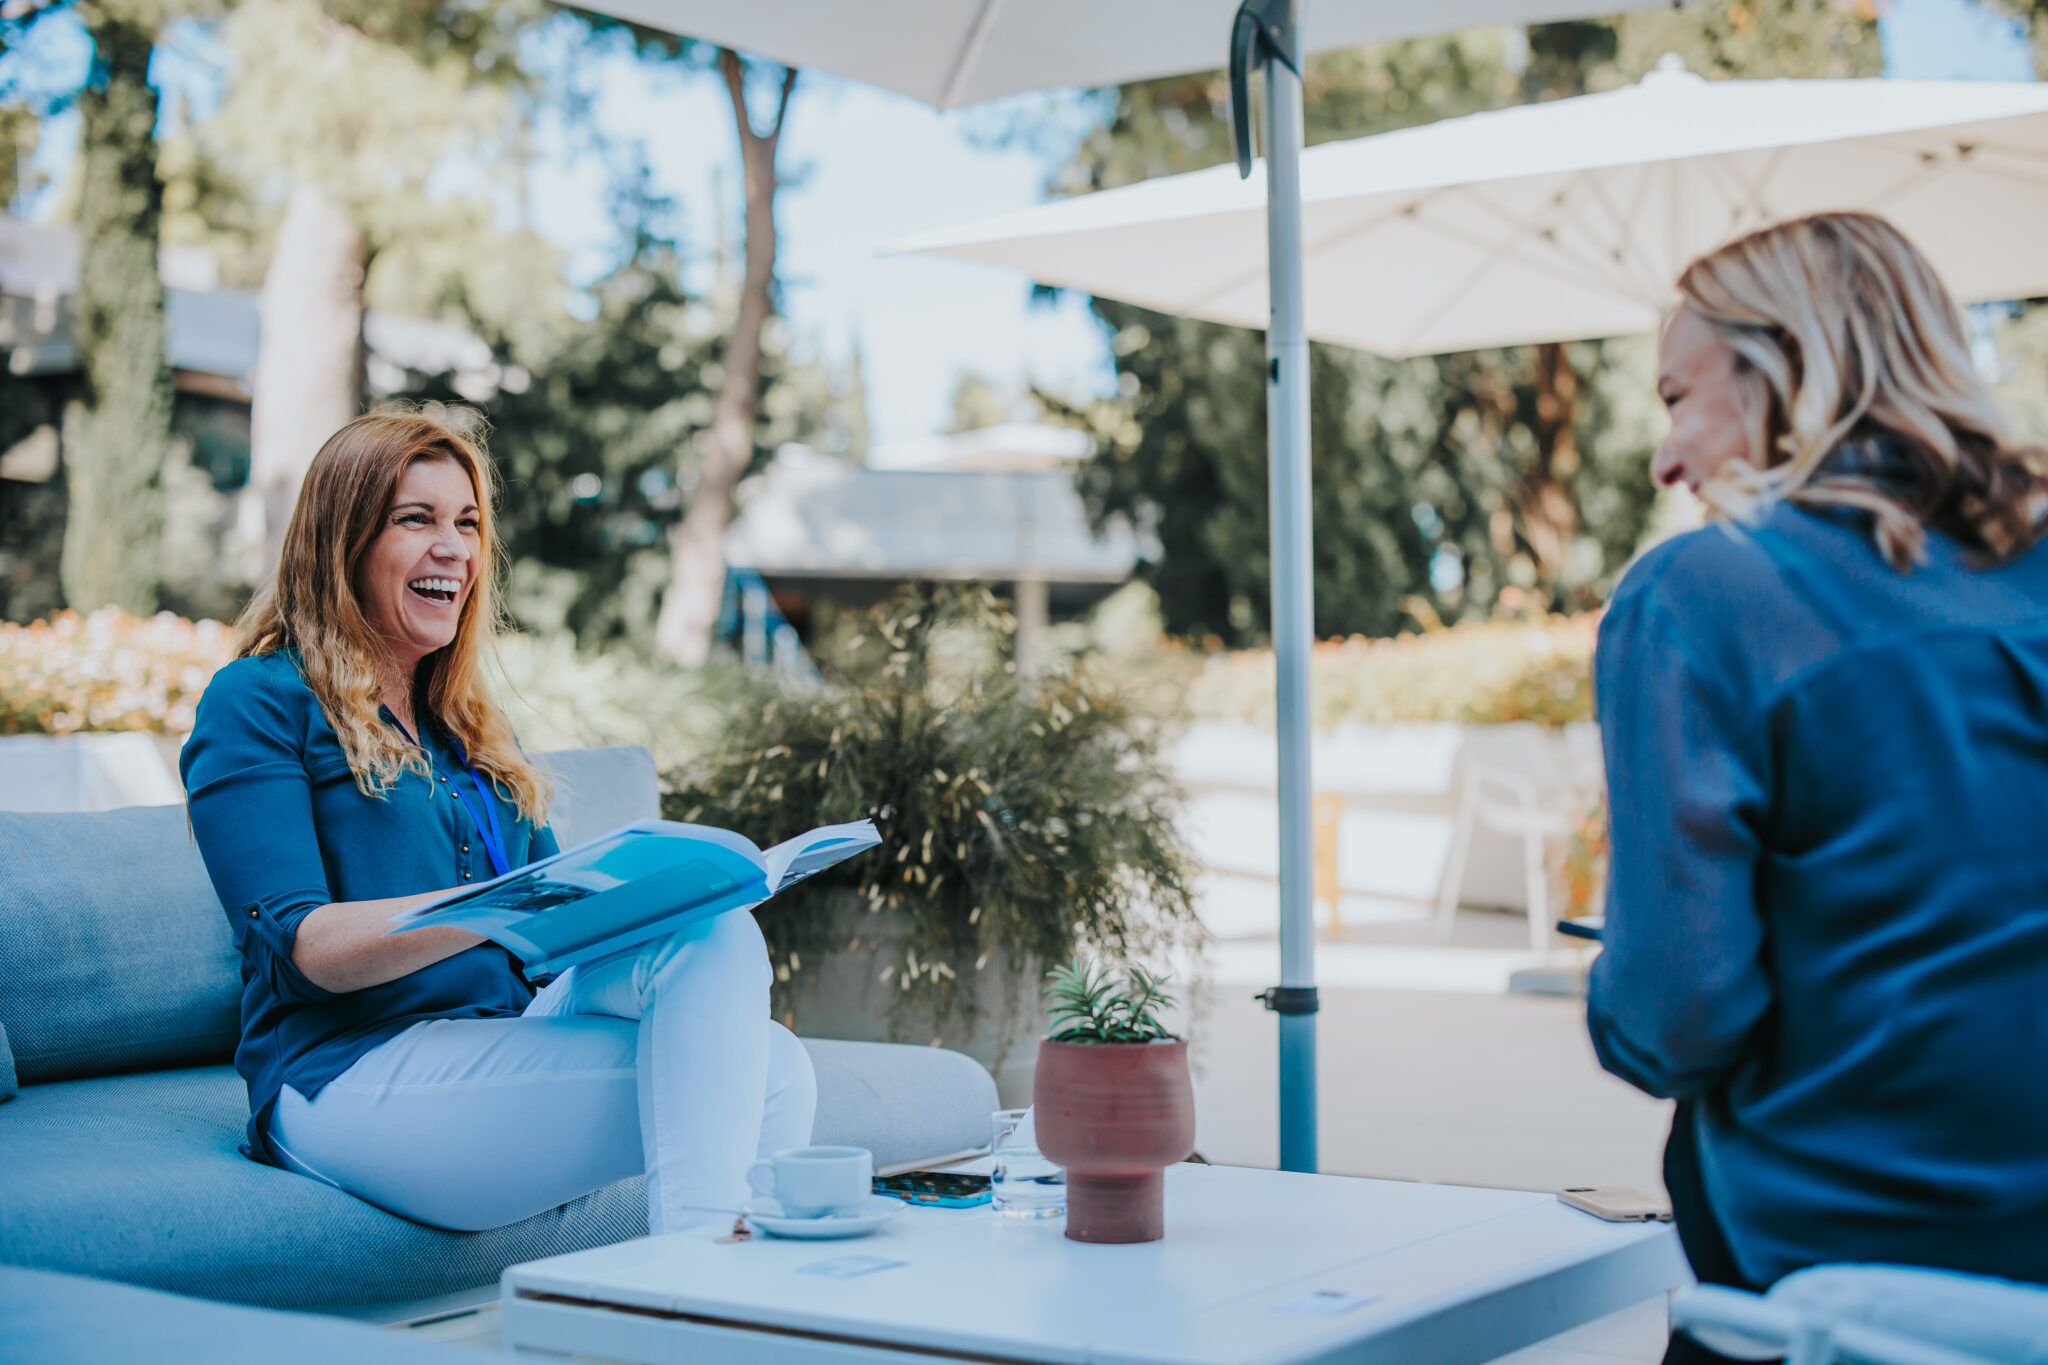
[744,1195,900,1239]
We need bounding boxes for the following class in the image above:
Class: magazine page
[761,819,883,892]
[384,818,881,976]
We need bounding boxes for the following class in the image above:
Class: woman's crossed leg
[271,910,816,1233]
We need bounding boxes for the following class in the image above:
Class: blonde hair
[233,412,552,827]
[1678,211,2048,568]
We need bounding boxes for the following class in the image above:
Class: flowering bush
[1182,613,1598,729]
[0,609,234,735]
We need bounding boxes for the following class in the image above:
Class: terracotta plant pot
[1032,1037,1196,1244]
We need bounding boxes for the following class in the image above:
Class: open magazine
[387,818,880,978]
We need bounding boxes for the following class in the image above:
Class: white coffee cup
[746,1145,873,1218]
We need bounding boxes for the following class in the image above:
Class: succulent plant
[1044,957,1175,1044]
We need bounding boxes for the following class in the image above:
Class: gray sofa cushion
[0,1041,994,1309]
[0,1266,505,1363]
[537,745,661,850]
[0,1064,646,1309]
[808,1038,998,1169]
[0,807,240,1085]
[1,1022,14,1102]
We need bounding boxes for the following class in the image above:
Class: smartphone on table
[1557,1187,1671,1222]
[872,1170,993,1208]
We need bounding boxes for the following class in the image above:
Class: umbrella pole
[1260,0,1318,1175]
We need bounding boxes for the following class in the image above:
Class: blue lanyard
[391,716,511,879]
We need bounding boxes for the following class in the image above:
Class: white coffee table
[501,1164,1687,1365]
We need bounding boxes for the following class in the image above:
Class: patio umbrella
[573,0,1676,1178]
[891,62,2048,355]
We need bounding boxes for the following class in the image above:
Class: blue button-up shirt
[181,652,557,1163]
[1590,501,2048,1287]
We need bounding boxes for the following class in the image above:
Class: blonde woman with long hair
[181,413,814,1235]
[1591,211,2048,1362]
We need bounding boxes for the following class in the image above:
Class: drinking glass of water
[990,1107,1065,1219]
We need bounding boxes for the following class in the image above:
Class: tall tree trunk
[1514,341,1583,589]
[653,51,796,668]
[61,6,172,615]
[244,179,366,577]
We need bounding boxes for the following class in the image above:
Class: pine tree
[61,0,177,614]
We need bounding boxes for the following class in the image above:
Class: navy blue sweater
[181,653,556,1163]
[1590,503,2048,1286]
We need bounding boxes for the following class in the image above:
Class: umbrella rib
[1570,169,1684,305]
[1882,149,2048,206]
[1692,155,1770,242]
[940,0,1008,110]
[1181,197,1423,315]
[1732,145,1793,224]
[1457,180,1664,305]
[1944,136,2048,169]
[1389,188,1646,353]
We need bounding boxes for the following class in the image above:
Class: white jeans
[269,910,816,1234]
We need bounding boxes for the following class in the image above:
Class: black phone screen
[872,1171,992,1198]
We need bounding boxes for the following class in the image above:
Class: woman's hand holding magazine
[387,819,880,978]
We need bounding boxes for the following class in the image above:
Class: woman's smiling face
[355,455,480,672]
[1654,304,1756,493]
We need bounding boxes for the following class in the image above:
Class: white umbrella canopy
[894,62,2048,356]
[581,0,1669,109]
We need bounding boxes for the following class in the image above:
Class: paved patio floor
[1183,947,1674,1195]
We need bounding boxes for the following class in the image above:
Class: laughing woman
[182,412,815,1233]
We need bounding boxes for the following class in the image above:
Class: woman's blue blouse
[1590,502,2048,1287]
[181,652,557,1162]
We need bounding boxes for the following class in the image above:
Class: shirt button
[248,908,259,919]
[438,774,448,784]
[462,871,472,881]
[462,843,470,854]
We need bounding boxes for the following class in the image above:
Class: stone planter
[772,891,1047,1107]
[1032,1037,1195,1244]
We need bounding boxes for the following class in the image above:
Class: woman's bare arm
[291,893,488,994]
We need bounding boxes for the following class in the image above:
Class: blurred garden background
[6,0,2048,1189]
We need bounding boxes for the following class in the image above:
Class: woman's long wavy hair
[1680,211,2048,568]
[232,411,551,826]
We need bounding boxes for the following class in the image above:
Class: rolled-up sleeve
[181,662,337,1005]
[1588,576,1773,1100]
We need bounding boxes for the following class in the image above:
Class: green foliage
[489,629,757,768]
[1180,611,1599,729]
[661,585,1200,1034]
[1044,958,1175,1044]
[1052,308,1660,644]
[388,226,864,650]
[62,1,174,615]
[1045,0,1878,646]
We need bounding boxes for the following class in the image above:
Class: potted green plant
[663,586,1200,1102]
[1032,958,1195,1244]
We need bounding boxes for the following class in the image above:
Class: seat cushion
[0,1266,500,1364]
[1772,1264,2048,1365]
[0,1064,646,1310]
[0,1042,995,1309]
[806,1037,998,1170]
[0,806,241,1084]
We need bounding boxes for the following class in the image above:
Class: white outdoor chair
[1670,1266,2048,1365]
[1434,724,1603,951]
